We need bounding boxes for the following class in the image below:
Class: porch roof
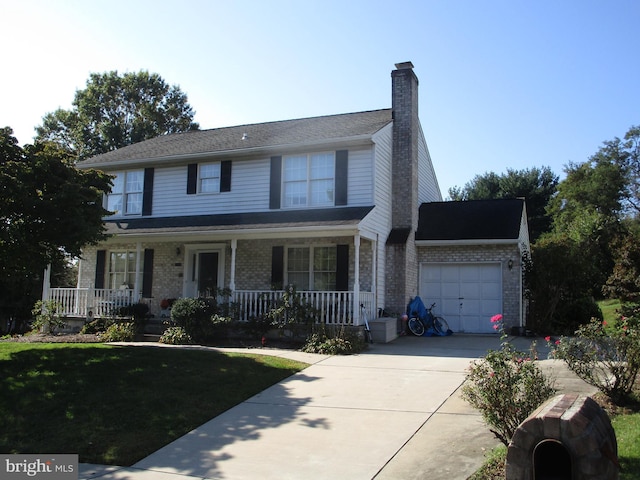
[104,206,375,236]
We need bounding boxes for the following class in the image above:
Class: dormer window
[282,153,335,208]
[107,170,144,216]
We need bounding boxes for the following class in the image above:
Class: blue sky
[1,0,638,198]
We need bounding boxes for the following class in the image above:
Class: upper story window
[107,170,143,216]
[199,162,221,193]
[283,153,335,208]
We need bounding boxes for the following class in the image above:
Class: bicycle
[360,303,374,343]
[407,302,450,336]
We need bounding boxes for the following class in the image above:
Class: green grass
[599,298,623,323]
[612,412,640,479]
[0,343,307,466]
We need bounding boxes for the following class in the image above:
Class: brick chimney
[386,61,420,314]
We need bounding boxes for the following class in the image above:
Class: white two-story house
[46,62,529,335]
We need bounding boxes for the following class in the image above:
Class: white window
[199,162,221,193]
[108,251,137,289]
[107,170,143,216]
[283,153,335,208]
[286,246,337,290]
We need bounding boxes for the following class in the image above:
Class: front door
[197,252,219,297]
[183,244,225,298]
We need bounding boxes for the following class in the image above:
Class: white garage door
[419,263,502,334]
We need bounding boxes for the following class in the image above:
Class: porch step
[135,333,162,342]
[143,318,168,336]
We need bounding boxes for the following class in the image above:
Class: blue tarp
[406,296,452,337]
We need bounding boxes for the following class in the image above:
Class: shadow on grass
[0,343,313,469]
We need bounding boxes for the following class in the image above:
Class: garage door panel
[420,263,502,334]
[482,283,501,297]
[460,283,480,299]
[459,266,481,281]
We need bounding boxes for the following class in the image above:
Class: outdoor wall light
[176,247,181,256]
[508,259,514,270]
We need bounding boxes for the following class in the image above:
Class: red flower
[555,340,561,345]
[545,336,551,342]
[491,314,503,323]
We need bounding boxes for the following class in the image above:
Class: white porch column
[353,234,361,325]
[134,242,142,300]
[42,264,51,302]
[230,239,237,291]
[372,235,377,314]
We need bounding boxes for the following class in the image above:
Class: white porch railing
[48,288,135,318]
[233,290,375,325]
[47,288,374,325]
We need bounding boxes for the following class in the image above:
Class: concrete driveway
[79,334,596,480]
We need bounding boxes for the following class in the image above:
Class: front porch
[46,288,375,326]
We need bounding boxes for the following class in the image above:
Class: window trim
[106,170,144,217]
[198,162,222,194]
[284,245,338,291]
[281,152,336,209]
[107,250,138,290]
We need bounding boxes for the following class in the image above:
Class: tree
[0,128,112,329]
[448,166,559,241]
[35,71,199,159]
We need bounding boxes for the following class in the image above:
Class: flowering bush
[547,305,640,404]
[462,314,556,446]
[159,326,193,345]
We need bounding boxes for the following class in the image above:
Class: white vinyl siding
[148,147,376,217]
[418,126,442,203]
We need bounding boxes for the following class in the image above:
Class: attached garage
[414,199,531,334]
[419,263,502,333]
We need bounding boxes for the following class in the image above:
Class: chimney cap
[394,61,414,70]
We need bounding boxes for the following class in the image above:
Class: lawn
[0,343,308,466]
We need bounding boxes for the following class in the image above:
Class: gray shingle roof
[79,109,392,166]
[416,199,525,241]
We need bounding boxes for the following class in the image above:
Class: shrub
[80,318,110,334]
[302,326,365,355]
[101,322,136,342]
[170,298,231,342]
[548,305,640,404]
[266,285,317,339]
[31,300,66,334]
[552,297,603,335]
[462,314,556,446]
[159,326,193,345]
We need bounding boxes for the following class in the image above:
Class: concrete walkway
[78,335,596,480]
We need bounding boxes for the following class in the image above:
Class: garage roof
[416,199,525,241]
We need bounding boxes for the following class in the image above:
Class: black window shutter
[220,160,232,192]
[335,150,348,206]
[269,156,282,209]
[336,244,349,291]
[142,249,154,298]
[271,246,284,289]
[187,163,197,194]
[95,250,106,289]
[142,168,154,216]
